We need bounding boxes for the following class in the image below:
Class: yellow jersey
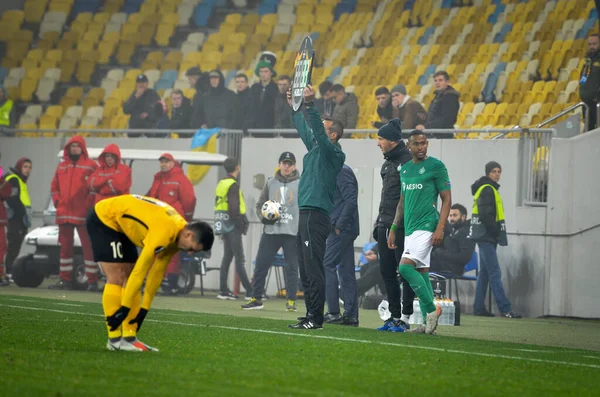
[94,194,187,309]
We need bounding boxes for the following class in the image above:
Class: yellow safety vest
[214,178,246,235]
[470,184,508,246]
[0,100,13,126]
[5,173,31,208]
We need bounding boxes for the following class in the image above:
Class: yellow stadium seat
[19,78,38,102]
[155,23,175,46]
[45,105,64,119]
[64,86,84,101]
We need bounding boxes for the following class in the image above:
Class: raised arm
[288,88,315,150]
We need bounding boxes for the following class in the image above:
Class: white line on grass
[1,303,599,370]
[54,303,83,307]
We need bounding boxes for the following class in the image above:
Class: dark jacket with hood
[0,86,16,129]
[274,91,293,129]
[332,93,359,129]
[315,97,335,118]
[331,164,360,236]
[5,157,31,226]
[190,73,210,128]
[170,96,193,130]
[376,141,412,229]
[471,176,502,244]
[233,88,253,130]
[204,71,235,128]
[425,85,460,130]
[51,136,97,225]
[250,79,279,128]
[123,88,161,129]
[373,100,394,129]
[88,144,132,204]
[580,50,600,103]
[431,219,476,275]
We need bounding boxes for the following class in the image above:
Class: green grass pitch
[0,288,597,397]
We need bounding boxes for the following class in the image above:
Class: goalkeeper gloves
[106,306,130,331]
[128,308,149,332]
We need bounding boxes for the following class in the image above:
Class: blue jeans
[323,231,358,319]
[474,242,512,313]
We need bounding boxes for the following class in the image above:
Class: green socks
[399,265,436,315]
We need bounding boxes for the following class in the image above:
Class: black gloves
[261,217,277,225]
[372,226,379,242]
[106,306,131,331]
[128,308,149,332]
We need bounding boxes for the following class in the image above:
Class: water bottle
[378,299,391,321]
[448,300,455,325]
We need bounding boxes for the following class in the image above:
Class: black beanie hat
[378,118,403,141]
[485,161,502,176]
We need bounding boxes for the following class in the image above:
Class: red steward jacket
[0,175,13,225]
[50,136,98,224]
[146,164,196,220]
[88,144,132,204]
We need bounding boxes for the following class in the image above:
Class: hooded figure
[0,86,16,129]
[0,153,12,284]
[2,157,32,281]
[49,136,99,291]
[250,52,279,128]
[203,70,235,128]
[88,144,132,204]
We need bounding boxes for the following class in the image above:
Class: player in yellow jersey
[86,194,214,352]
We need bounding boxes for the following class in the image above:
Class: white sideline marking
[7,298,37,302]
[584,356,600,360]
[1,303,599,370]
[54,303,83,307]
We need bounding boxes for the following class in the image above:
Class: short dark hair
[329,84,345,94]
[409,129,426,140]
[186,221,215,251]
[434,71,450,81]
[278,75,291,83]
[324,117,344,141]
[375,86,390,96]
[451,203,467,218]
[224,157,238,173]
[318,80,333,96]
[589,33,600,40]
[171,89,183,97]
[235,73,248,82]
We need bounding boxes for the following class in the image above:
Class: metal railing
[518,128,554,207]
[536,102,588,130]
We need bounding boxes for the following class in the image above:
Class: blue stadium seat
[258,0,278,15]
[404,0,416,10]
[73,0,100,16]
[441,0,453,9]
[493,22,512,43]
[493,62,506,75]
[193,4,213,27]
[482,72,498,103]
[417,26,435,45]
[334,0,357,21]
[0,67,7,84]
[155,79,174,91]
[329,66,342,81]
[487,4,505,24]
[224,70,237,86]
[122,0,144,14]
[590,8,598,20]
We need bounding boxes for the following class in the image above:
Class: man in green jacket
[286,85,346,330]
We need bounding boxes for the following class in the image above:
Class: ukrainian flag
[187,128,220,185]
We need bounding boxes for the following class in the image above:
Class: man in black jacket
[250,52,279,129]
[274,75,293,129]
[373,119,415,332]
[122,74,160,137]
[430,204,475,275]
[204,70,234,129]
[470,161,521,319]
[169,89,193,137]
[580,34,600,131]
[233,73,252,131]
[372,86,393,129]
[417,71,460,138]
[314,80,335,117]
[186,66,209,129]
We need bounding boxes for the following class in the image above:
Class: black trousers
[6,220,27,273]
[584,101,598,131]
[251,233,299,301]
[297,209,330,325]
[377,226,415,318]
[219,229,252,294]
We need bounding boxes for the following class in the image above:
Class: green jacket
[293,106,346,214]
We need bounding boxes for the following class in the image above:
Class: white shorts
[401,230,433,269]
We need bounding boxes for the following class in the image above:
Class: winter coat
[255,169,300,219]
[293,106,345,214]
[232,88,253,130]
[373,100,394,129]
[274,92,293,129]
[580,51,600,103]
[425,86,460,129]
[330,164,360,236]
[50,136,97,225]
[376,142,412,229]
[146,165,196,220]
[88,144,132,204]
[250,80,279,128]
[431,219,476,275]
[332,93,359,129]
[123,88,161,129]
[470,176,502,244]
[190,74,209,128]
[314,97,335,118]
[169,96,193,130]
[203,71,235,128]
[393,98,428,130]
[0,174,12,225]
[4,158,31,227]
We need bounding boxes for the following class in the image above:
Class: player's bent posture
[387,130,452,335]
[86,194,214,351]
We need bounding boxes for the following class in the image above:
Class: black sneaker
[324,312,343,324]
[342,316,359,327]
[474,309,495,317]
[502,310,522,319]
[48,279,73,290]
[217,292,239,300]
[288,318,323,330]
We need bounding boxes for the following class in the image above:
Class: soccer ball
[261,200,281,221]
